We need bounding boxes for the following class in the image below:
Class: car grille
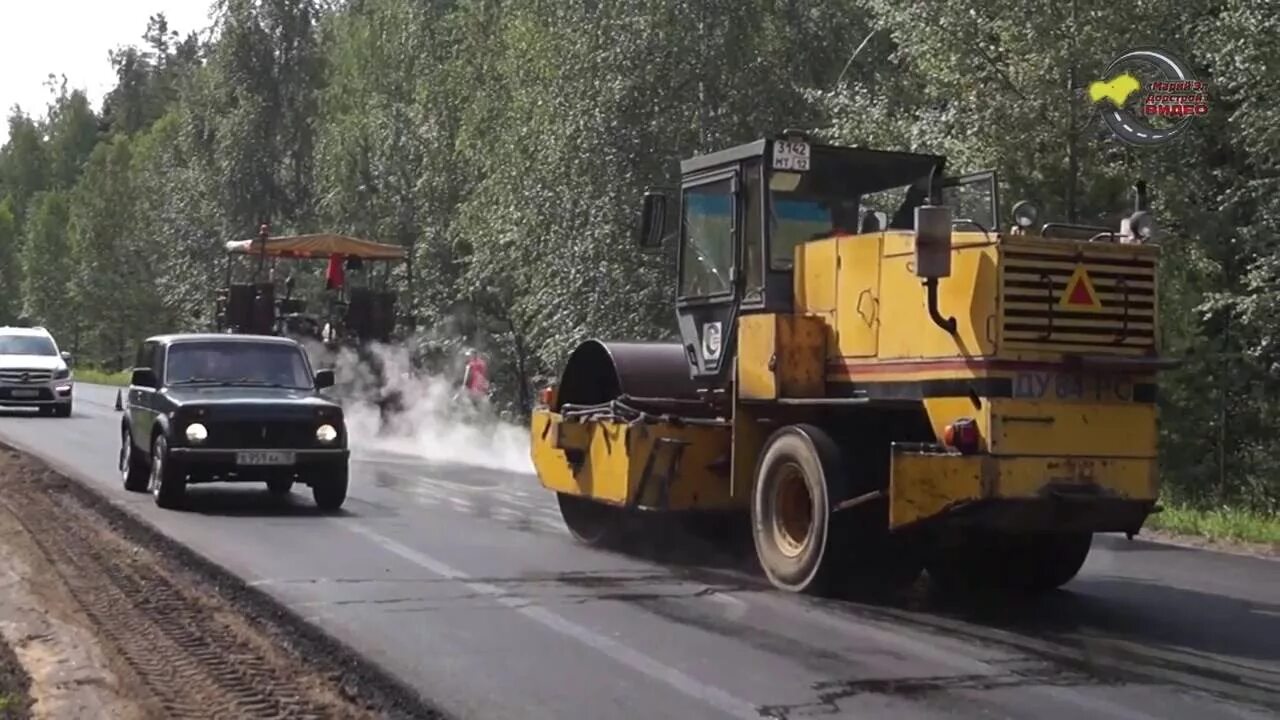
[0,368,54,384]
[203,421,319,449]
[1001,244,1158,356]
[0,387,53,400]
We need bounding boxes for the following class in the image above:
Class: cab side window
[150,344,166,384]
[678,178,736,298]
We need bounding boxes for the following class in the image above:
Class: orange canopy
[224,233,407,260]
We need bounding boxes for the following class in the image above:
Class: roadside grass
[1148,502,1280,546]
[74,368,129,386]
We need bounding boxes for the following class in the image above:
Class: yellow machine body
[532,224,1161,536]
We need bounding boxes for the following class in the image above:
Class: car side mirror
[638,191,666,251]
[913,205,954,279]
[314,369,335,389]
[130,367,158,388]
[60,351,72,364]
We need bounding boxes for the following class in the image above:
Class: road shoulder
[0,442,447,720]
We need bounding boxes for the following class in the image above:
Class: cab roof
[679,137,946,179]
[224,232,407,260]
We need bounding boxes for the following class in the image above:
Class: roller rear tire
[926,531,1093,595]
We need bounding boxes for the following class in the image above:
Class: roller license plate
[1012,372,1135,403]
[235,451,296,466]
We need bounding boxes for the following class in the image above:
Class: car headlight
[316,424,338,444]
[54,368,71,380]
[185,422,208,443]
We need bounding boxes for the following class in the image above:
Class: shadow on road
[165,486,362,518]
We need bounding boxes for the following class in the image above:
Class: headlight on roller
[316,424,338,444]
[185,422,208,444]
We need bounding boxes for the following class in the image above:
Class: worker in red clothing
[461,349,490,401]
[455,348,490,419]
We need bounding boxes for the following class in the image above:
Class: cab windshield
[0,334,57,356]
[165,341,314,389]
[767,147,942,270]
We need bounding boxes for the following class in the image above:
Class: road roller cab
[530,131,1174,596]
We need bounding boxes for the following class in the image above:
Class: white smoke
[301,336,534,474]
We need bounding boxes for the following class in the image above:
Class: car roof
[147,333,303,347]
[0,326,53,337]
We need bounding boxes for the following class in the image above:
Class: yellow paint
[873,232,1000,360]
[990,398,1157,457]
[737,313,826,400]
[834,234,883,357]
[530,408,738,510]
[889,447,1157,529]
[737,314,778,400]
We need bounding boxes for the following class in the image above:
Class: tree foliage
[0,0,1275,510]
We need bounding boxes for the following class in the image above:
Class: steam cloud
[301,338,534,474]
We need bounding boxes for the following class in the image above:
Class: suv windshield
[165,342,314,389]
[0,334,57,356]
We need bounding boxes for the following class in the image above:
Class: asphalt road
[0,384,1277,720]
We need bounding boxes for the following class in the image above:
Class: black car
[118,333,350,511]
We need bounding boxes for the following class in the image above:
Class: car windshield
[0,334,57,356]
[165,342,314,389]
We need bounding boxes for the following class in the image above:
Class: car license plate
[10,389,38,398]
[236,451,296,466]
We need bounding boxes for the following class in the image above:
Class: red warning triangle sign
[1060,265,1103,310]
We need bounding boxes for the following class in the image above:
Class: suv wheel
[149,434,186,509]
[120,427,149,492]
[267,478,294,495]
[312,466,349,512]
[53,401,72,418]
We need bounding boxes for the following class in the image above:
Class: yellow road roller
[530,132,1174,596]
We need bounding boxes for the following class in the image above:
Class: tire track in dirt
[0,445,447,720]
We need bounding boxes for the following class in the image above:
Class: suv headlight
[185,422,208,443]
[316,424,338,444]
[54,367,71,380]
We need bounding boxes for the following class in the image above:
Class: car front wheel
[312,466,349,512]
[120,427,149,492]
[149,434,186,509]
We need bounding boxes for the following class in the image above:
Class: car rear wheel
[149,434,186,509]
[120,427,149,492]
[312,466,348,512]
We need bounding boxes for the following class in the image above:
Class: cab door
[675,167,741,385]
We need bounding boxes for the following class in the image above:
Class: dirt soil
[0,444,445,720]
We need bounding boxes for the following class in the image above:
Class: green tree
[20,191,75,340]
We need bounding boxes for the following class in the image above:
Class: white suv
[0,326,74,417]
